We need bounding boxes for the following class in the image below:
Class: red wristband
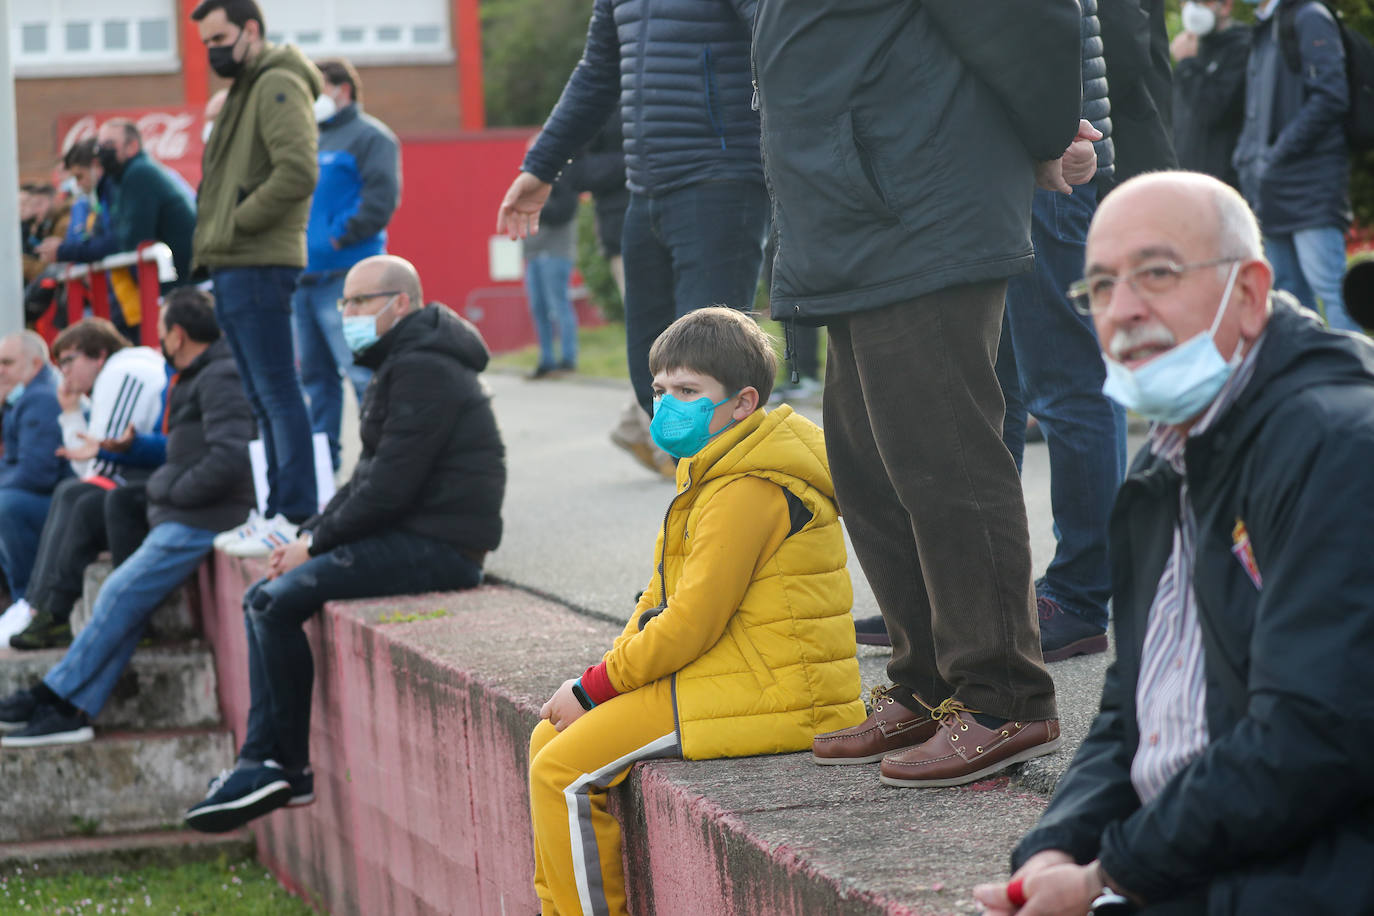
[1006,876,1027,908]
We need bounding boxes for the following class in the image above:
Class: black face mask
[98,144,123,179]
[207,29,245,79]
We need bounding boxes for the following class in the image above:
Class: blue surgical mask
[4,383,24,407]
[1102,262,1243,426]
[341,296,395,354]
[650,391,738,459]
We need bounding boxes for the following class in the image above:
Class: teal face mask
[342,296,395,355]
[1101,262,1242,426]
[4,383,24,407]
[649,391,738,459]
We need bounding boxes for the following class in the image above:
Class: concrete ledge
[0,645,221,731]
[198,553,1074,915]
[0,829,255,874]
[0,728,236,842]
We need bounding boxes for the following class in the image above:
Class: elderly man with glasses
[973,170,1374,915]
[185,254,507,833]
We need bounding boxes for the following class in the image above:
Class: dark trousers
[26,479,149,623]
[621,181,768,413]
[237,528,484,770]
[824,280,1056,721]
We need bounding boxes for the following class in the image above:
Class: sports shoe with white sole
[0,599,34,644]
[213,511,264,550]
[221,516,300,559]
[185,762,293,833]
[0,702,93,747]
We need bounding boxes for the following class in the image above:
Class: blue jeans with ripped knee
[236,528,484,770]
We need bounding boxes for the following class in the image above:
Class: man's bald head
[349,255,423,309]
[340,255,425,342]
[0,331,50,391]
[1090,171,1263,270]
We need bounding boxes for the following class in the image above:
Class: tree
[481,0,595,128]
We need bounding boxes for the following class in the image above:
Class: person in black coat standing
[1170,0,1249,189]
[977,171,1374,916]
[186,254,506,833]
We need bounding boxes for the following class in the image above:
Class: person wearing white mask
[974,170,1374,916]
[1171,0,1249,189]
[290,57,402,475]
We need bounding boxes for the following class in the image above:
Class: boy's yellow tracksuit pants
[529,678,680,916]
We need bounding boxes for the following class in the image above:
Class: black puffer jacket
[1013,300,1374,913]
[146,338,255,532]
[1082,0,1116,183]
[522,0,760,196]
[752,0,1082,321]
[305,304,505,558]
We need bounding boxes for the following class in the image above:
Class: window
[12,0,177,74]
[258,0,452,61]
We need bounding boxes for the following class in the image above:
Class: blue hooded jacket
[306,104,401,275]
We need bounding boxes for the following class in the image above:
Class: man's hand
[1036,120,1104,194]
[540,678,589,732]
[100,424,137,454]
[267,537,312,581]
[1171,30,1200,62]
[973,850,1075,915]
[56,432,101,463]
[37,237,62,265]
[57,378,83,413]
[496,172,553,240]
[1034,159,1072,195]
[1061,139,1098,187]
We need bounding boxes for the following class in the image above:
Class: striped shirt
[1130,332,1266,803]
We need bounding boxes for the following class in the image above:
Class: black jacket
[564,113,630,258]
[522,0,761,196]
[752,0,1082,321]
[1098,0,1179,186]
[305,304,505,558]
[1172,24,1250,189]
[1234,0,1351,234]
[1013,300,1374,913]
[145,338,256,532]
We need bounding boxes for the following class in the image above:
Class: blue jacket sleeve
[0,394,67,493]
[98,432,167,469]
[521,0,622,183]
[337,125,401,248]
[1270,4,1349,166]
[56,228,120,264]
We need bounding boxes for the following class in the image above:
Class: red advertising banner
[56,106,207,187]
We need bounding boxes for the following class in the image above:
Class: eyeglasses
[1068,258,1240,315]
[337,290,402,312]
[57,353,81,369]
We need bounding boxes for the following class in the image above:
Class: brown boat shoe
[812,686,941,765]
[878,699,1063,788]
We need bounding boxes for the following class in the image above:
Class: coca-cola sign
[56,105,206,186]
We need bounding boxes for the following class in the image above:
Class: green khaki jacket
[193,43,321,272]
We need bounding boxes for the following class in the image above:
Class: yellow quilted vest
[635,406,865,759]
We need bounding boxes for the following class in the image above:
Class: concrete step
[72,558,200,643]
[0,644,221,731]
[0,727,236,843]
[0,829,255,874]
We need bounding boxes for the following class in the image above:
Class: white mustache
[1107,323,1177,361]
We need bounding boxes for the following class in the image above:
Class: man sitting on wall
[185,254,506,832]
[0,289,256,746]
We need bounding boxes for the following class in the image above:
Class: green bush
[576,198,624,322]
[481,0,595,128]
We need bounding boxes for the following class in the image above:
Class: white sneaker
[214,511,264,550]
[0,599,34,645]
[222,515,300,559]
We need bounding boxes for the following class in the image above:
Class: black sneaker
[527,364,558,380]
[1038,596,1108,662]
[0,688,40,731]
[9,610,72,651]
[286,766,315,807]
[185,762,292,833]
[0,702,93,747]
[853,615,891,647]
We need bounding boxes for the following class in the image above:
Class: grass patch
[0,856,313,915]
[488,319,825,385]
[377,608,450,625]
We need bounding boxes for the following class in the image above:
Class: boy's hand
[540,678,589,732]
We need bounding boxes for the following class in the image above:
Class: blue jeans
[622,181,769,412]
[0,488,53,600]
[212,267,318,521]
[291,271,372,471]
[43,522,216,717]
[995,184,1126,630]
[525,254,578,370]
[237,528,484,770]
[1265,228,1359,332]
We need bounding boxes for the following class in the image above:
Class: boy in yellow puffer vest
[529,307,866,916]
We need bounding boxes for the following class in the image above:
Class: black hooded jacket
[1013,299,1374,913]
[304,304,506,558]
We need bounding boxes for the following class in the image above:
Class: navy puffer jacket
[523,0,761,196]
[1082,0,1116,183]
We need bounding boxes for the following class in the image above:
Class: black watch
[571,680,595,711]
[1089,889,1136,915]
